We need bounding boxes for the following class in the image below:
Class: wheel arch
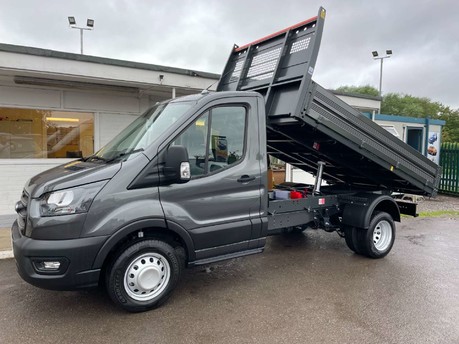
[373,199,400,223]
[342,194,400,230]
[92,218,195,270]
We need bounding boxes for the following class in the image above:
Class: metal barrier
[440,142,459,195]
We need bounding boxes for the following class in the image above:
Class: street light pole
[68,17,94,55]
[80,28,83,54]
[372,50,393,97]
[379,57,384,97]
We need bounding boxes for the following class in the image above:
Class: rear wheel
[107,240,183,312]
[355,211,395,258]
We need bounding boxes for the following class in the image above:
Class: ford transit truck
[12,8,441,312]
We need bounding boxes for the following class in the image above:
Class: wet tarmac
[0,216,458,344]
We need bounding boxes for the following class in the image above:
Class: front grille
[16,190,29,235]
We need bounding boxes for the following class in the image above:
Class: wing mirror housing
[164,145,191,184]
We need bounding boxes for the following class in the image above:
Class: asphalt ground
[0,216,458,344]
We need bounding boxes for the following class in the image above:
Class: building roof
[0,43,220,80]
[363,113,446,126]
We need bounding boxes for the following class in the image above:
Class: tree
[335,85,379,97]
[381,93,444,118]
[381,93,459,142]
[334,85,459,143]
[439,110,459,142]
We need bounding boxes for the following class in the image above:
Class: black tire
[107,240,182,312]
[355,211,396,259]
[343,226,356,252]
[351,226,364,255]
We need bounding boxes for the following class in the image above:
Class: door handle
[237,175,256,183]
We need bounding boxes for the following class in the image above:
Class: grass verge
[417,210,459,218]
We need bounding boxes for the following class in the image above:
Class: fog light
[43,261,61,270]
[32,257,69,274]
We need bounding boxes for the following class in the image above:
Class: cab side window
[172,106,246,177]
[172,112,209,177]
[208,106,245,173]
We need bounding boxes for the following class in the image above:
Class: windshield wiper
[83,155,108,163]
[106,148,144,163]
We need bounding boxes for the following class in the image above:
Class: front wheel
[355,211,396,259]
[107,240,182,312]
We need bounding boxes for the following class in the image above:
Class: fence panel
[440,142,459,195]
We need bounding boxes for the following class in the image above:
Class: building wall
[0,49,217,92]
[375,120,443,155]
[98,112,138,148]
[335,94,380,113]
[0,44,221,217]
[376,119,424,146]
[0,82,152,215]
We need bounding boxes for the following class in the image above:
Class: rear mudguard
[341,193,400,229]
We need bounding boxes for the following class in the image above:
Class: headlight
[39,181,106,217]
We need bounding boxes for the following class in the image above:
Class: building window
[0,108,94,159]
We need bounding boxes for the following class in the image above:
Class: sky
[1,0,458,109]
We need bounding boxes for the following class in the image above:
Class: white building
[331,89,381,114]
[0,43,219,219]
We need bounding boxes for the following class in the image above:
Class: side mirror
[164,145,191,183]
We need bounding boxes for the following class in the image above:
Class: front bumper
[12,220,108,290]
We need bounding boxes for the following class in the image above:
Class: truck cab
[12,91,270,312]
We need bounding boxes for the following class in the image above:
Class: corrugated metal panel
[98,113,138,148]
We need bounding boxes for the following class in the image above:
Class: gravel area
[416,194,459,213]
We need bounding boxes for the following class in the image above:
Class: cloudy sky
[1,0,458,109]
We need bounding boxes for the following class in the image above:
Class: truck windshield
[93,101,193,161]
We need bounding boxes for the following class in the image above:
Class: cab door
[158,96,262,261]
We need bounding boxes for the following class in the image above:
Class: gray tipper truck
[12,7,440,312]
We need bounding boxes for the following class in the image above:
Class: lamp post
[68,17,94,54]
[372,50,392,97]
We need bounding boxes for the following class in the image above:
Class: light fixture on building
[372,49,393,98]
[46,117,80,123]
[67,16,95,55]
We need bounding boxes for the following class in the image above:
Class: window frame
[169,103,249,180]
[0,106,95,160]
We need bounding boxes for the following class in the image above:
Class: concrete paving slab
[0,250,13,259]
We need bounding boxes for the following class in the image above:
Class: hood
[26,159,122,198]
